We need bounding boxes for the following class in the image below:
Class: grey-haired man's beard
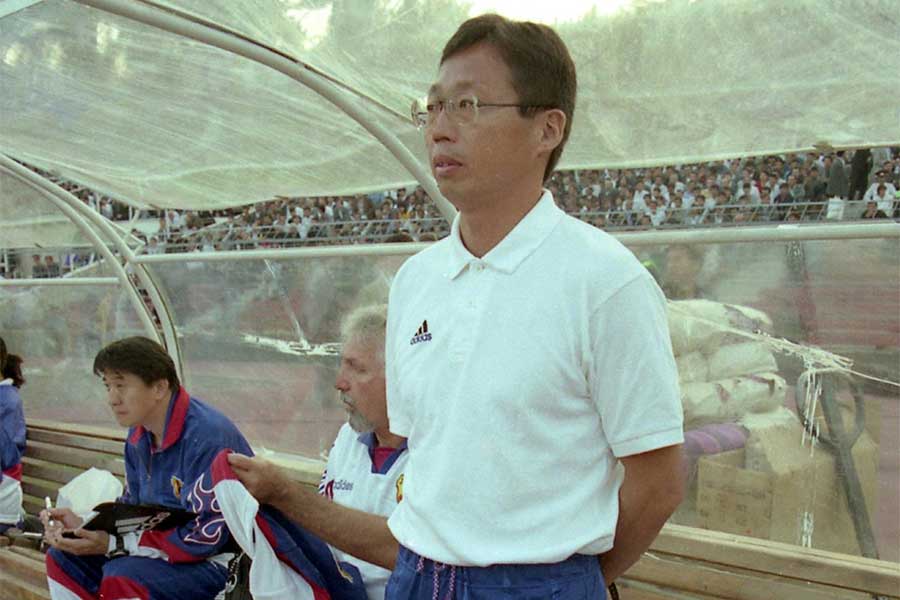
[348,411,376,433]
[342,394,376,433]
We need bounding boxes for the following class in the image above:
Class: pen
[45,496,54,528]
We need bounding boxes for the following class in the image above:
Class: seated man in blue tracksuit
[41,336,252,600]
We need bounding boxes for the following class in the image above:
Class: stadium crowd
[5,147,898,277]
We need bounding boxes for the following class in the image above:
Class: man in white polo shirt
[387,13,685,599]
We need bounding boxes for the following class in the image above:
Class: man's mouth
[433,155,462,177]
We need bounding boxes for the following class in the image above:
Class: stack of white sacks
[668,299,786,429]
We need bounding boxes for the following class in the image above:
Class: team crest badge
[395,474,404,503]
[171,475,184,498]
[335,559,356,583]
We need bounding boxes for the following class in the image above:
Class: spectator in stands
[756,191,776,221]
[736,180,760,204]
[44,255,60,278]
[787,175,805,202]
[632,180,649,212]
[827,151,849,199]
[166,209,185,232]
[804,167,826,203]
[647,197,668,227]
[42,336,253,600]
[274,214,291,240]
[230,304,406,600]
[869,183,896,216]
[849,148,872,200]
[665,195,688,226]
[773,184,796,220]
[863,171,897,208]
[686,203,706,226]
[861,199,889,220]
[146,236,164,255]
[31,254,46,278]
[99,199,114,220]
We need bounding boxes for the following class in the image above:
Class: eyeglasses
[410,95,548,129]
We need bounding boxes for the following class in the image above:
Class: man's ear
[153,379,170,400]
[537,109,566,155]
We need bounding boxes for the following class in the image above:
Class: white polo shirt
[385,191,683,566]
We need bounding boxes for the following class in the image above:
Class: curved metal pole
[0,156,183,380]
[72,0,458,225]
[0,277,120,286]
[133,241,432,264]
[0,156,160,339]
[129,221,900,264]
[613,221,900,246]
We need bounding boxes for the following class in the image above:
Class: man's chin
[113,414,135,428]
[436,182,465,207]
[347,416,375,435]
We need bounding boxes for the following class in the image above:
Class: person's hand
[45,528,110,556]
[228,453,290,505]
[40,507,83,543]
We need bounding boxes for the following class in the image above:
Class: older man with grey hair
[230,304,406,600]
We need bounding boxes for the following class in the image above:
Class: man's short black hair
[440,13,577,183]
[93,336,180,391]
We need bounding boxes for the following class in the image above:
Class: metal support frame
[0,277,119,286]
[0,155,160,341]
[72,0,457,225]
[130,221,900,264]
[0,157,183,379]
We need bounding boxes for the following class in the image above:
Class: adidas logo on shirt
[410,320,432,345]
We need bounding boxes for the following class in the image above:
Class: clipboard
[63,502,197,537]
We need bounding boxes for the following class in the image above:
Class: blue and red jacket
[0,383,24,483]
[120,387,252,562]
[0,383,25,451]
[0,426,21,483]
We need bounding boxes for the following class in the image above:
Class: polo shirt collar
[445,190,562,280]
[357,431,408,475]
[128,386,190,452]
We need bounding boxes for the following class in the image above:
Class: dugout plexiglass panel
[146,252,408,459]
[141,235,899,563]
[631,236,899,563]
[0,281,150,426]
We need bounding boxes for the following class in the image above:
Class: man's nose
[334,372,349,392]
[427,109,456,145]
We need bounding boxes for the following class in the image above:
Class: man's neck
[374,428,405,449]
[458,187,545,258]
[145,394,174,448]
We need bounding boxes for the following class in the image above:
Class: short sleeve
[386,271,411,437]
[590,273,684,457]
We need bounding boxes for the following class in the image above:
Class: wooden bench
[0,419,129,600]
[19,419,127,520]
[2,422,897,600]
